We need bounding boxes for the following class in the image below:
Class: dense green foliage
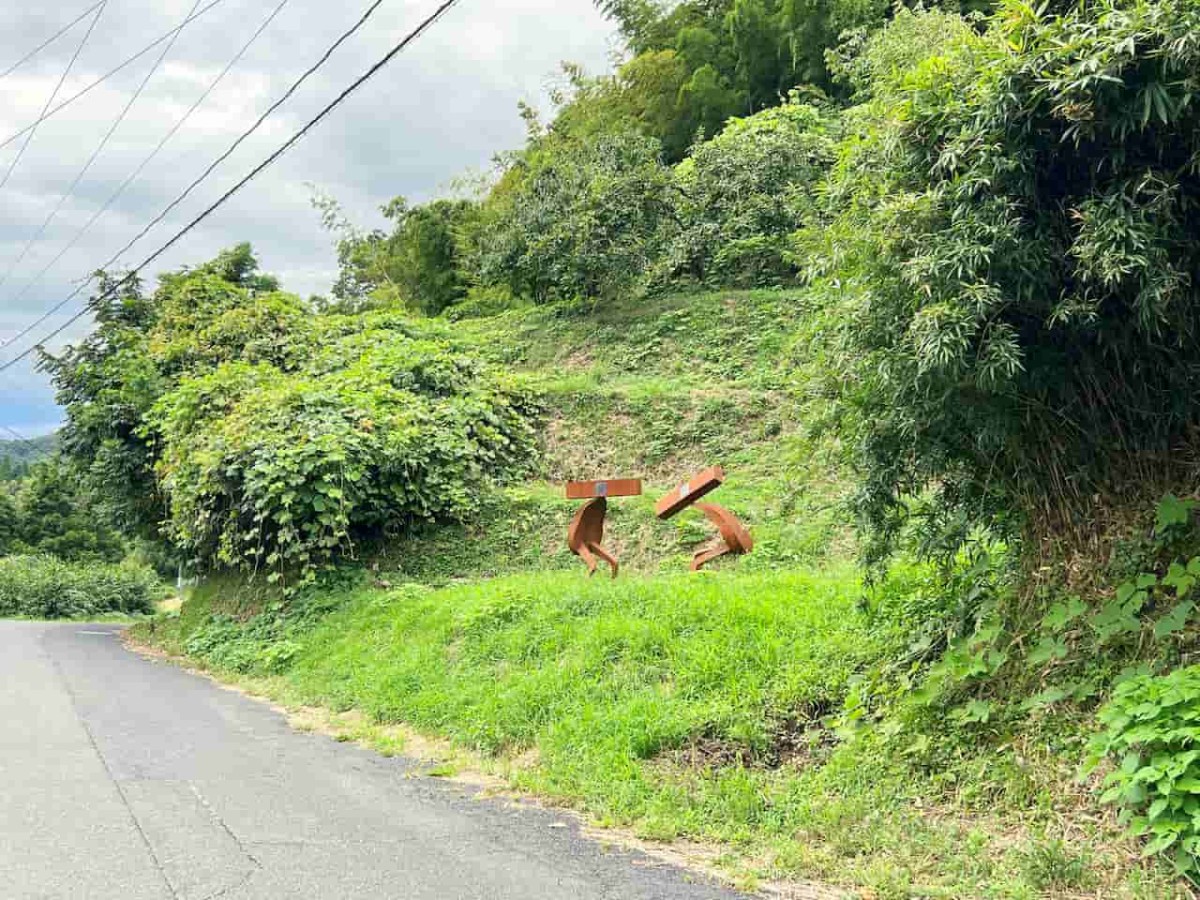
[0,456,125,561]
[593,0,887,156]
[473,128,673,304]
[0,434,54,481]
[1091,667,1200,877]
[669,95,834,285]
[44,245,539,582]
[805,0,1200,561]
[9,457,125,561]
[0,555,162,619]
[316,194,476,315]
[313,0,898,311]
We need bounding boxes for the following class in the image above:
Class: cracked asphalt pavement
[0,621,746,899]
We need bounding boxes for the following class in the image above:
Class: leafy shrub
[1090,666,1200,874]
[668,96,835,287]
[313,193,475,315]
[805,0,1200,563]
[471,129,673,304]
[0,555,164,619]
[827,7,978,102]
[150,321,539,581]
[11,457,125,562]
[46,248,541,582]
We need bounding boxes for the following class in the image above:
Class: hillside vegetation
[26,0,1200,895]
[134,290,1183,897]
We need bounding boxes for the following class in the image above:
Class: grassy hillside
[388,290,847,579]
[136,291,1186,898]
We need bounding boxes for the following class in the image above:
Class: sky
[0,0,618,435]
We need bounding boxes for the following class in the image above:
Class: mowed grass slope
[380,289,847,581]
[145,564,1177,898]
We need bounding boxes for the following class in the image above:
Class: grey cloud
[0,0,618,433]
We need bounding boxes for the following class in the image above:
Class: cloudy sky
[0,0,618,435]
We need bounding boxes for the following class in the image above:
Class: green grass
[447,289,811,390]
[139,568,1182,898]
[135,289,1188,897]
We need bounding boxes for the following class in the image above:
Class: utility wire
[1,0,416,358]
[0,2,108,193]
[0,0,203,294]
[0,0,227,156]
[102,0,388,271]
[0,2,106,81]
[0,0,293,347]
[1,423,42,453]
[0,0,463,375]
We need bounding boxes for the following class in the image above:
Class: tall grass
[0,555,165,619]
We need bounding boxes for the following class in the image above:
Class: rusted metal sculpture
[687,502,754,570]
[566,479,642,578]
[656,466,753,571]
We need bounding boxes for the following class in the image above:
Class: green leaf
[960,699,993,723]
[1157,494,1195,534]
[1154,601,1195,640]
[1042,595,1087,631]
[1143,829,1180,857]
[1028,636,1068,664]
[1022,686,1070,710]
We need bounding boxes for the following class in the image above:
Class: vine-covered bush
[45,247,541,582]
[470,129,673,304]
[0,555,164,619]
[1090,667,1200,874]
[151,320,539,580]
[804,0,1200,563]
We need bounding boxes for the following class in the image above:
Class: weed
[1017,838,1095,893]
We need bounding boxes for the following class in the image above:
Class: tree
[315,192,475,316]
[805,0,1200,564]
[46,247,539,581]
[0,490,18,555]
[670,94,836,286]
[14,458,125,562]
[42,246,293,542]
[383,198,475,315]
[471,129,674,304]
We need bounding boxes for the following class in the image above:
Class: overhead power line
[1,423,42,453]
[0,0,202,295]
[0,2,106,82]
[0,0,227,157]
[1,0,420,358]
[0,0,293,345]
[0,2,108,193]
[0,0,463,376]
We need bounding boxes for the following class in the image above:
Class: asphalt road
[0,621,746,900]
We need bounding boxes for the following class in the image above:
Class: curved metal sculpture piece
[565,479,641,578]
[690,502,754,571]
[655,466,753,571]
[567,497,619,578]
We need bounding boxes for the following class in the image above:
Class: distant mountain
[0,433,56,479]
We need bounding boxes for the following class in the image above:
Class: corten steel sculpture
[566,479,642,578]
[655,466,753,571]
